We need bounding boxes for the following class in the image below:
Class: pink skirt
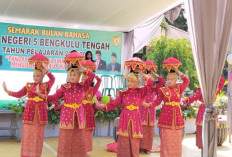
[196,125,203,149]
[160,128,182,157]
[117,122,139,157]
[21,109,45,157]
[140,125,154,150]
[57,114,87,157]
[85,130,93,152]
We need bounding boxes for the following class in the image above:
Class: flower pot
[93,120,114,136]
[44,125,59,137]
[184,118,196,134]
[217,127,228,146]
[113,117,120,142]
[217,115,228,146]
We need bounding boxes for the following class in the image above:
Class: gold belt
[82,100,91,104]
[166,101,182,116]
[166,102,179,106]
[126,104,139,110]
[64,103,82,109]
[28,97,44,102]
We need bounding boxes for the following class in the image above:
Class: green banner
[0,22,122,74]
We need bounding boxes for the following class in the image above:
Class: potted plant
[94,107,121,136]
[1,97,64,138]
[215,94,228,115]
[215,94,228,146]
[2,96,27,119]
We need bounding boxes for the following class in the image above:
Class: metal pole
[227,64,232,143]
[228,27,232,143]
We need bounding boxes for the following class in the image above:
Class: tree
[146,36,198,91]
[160,18,169,37]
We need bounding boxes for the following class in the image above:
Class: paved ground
[0,134,231,157]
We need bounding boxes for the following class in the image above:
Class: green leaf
[146,36,199,91]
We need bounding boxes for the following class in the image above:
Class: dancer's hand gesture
[76,61,87,72]
[40,65,47,74]
[36,84,46,99]
[3,81,10,94]
[151,71,159,78]
[139,70,149,80]
[143,102,151,108]
[94,97,106,109]
[172,66,183,76]
[95,75,100,80]
[36,84,40,94]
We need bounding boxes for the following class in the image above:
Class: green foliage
[47,109,61,127]
[2,97,62,127]
[2,97,26,118]
[181,106,198,120]
[94,107,121,124]
[215,93,228,115]
[156,108,161,119]
[146,36,198,91]
[2,103,25,118]
[221,67,228,94]
[46,100,62,127]
[2,103,14,110]
[217,91,227,98]
[11,105,25,117]
[160,18,169,36]
[156,105,198,120]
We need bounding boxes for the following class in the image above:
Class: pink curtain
[185,0,232,156]
[165,5,182,23]
[121,4,182,74]
[121,15,163,73]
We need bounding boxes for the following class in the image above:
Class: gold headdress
[29,54,49,75]
[167,69,178,79]
[34,69,43,74]
[68,64,81,76]
[162,57,182,72]
[123,72,139,82]
[142,74,153,82]
[33,64,43,75]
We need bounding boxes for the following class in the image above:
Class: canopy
[1,1,232,157]
[0,0,183,32]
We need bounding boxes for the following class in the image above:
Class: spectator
[85,51,94,62]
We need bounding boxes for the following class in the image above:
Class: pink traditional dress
[152,74,189,157]
[185,76,225,149]
[48,70,95,157]
[8,71,55,157]
[105,77,154,157]
[139,75,165,150]
[82,77,101,152]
